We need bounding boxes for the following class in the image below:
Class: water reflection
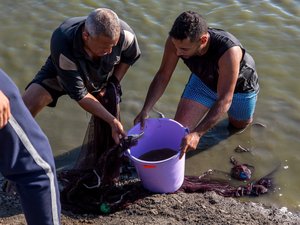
[0,0,299,211]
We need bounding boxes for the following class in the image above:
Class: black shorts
[26,56,66,107]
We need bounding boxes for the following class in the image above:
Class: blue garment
[0,69,61,225]
[182,74,258,120]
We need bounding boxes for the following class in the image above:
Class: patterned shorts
[182,74,258,120]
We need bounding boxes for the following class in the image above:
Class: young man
[134,11,259,158]
[0,68,61,225]
[23,8,141,144]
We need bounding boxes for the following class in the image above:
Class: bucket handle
[185,127,190,134]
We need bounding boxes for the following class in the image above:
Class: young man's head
[169,11,209,58]
[83,8,121,58]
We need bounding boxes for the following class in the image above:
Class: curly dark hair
[169,11,208,42]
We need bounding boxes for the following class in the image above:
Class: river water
[0,0,299,212]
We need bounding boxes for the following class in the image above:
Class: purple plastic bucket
[127,118,188,193]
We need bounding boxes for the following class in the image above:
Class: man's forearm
[141,73,169,113]
[112,63,130,82]
[193,98,231,136]
[78,93,115,124]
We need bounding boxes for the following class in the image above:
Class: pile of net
[58,79,275,215]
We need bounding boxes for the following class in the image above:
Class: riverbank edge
[1,178,300,225]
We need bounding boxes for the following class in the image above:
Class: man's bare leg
[22,83,53,117]
[228,116,253,129]
[174,98,209,131]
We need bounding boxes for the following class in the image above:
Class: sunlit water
[0,0,299,212]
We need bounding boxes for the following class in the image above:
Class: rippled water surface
[0,0,299,212]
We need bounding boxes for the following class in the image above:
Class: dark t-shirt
[50,17,141,101]
[181,28,259,93]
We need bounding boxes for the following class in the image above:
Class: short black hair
[169,11,208,42]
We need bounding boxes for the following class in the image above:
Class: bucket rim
[128,118,188,134]
[144,117,186,128]
[126,149,183,164]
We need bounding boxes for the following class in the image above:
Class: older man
[23,8,141,144]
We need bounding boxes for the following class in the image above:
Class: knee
[22,84,52,117]
[228,117,253,129]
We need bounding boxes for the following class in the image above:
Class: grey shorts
[26,56,66,107]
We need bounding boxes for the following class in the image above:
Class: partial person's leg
[22,83,53,117]
[228,91,258,129]
[0,69,61,225]
[1,118,61,225]
[175,74,214,131]
[228,117,252,129]
[22,56,64,117]
[175,98,209,131]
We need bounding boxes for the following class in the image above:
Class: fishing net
[58,77,275,215]
[59,167,274,214]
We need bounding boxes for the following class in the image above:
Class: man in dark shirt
[134,11,259,157]
[23,8,141,144]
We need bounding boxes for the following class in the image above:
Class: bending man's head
[85,8,120,39]
[169,11,208,42]
[83,8,121,57]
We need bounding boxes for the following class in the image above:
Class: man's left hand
[179,132,201,159]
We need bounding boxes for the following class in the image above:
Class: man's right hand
[0,91,10,129]
[110,118,126,145]
[133,110,149,129]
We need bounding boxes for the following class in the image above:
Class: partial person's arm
[55,54,128,144]
[0,91,10,129]
[54,51,128,144]
[180,46,242,157]
[78,93,126,144]
[134,37,179,127]
[112,62,130,82]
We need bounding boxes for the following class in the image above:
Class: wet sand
[1,178,299,225]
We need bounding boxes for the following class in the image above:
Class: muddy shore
[1,179,299,225]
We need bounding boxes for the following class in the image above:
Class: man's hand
[110,118,126,145]
[0,91,10,129]
[133,110,149,129]
[179,132,201,159]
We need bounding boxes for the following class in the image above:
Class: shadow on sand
[54,146,81,172]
